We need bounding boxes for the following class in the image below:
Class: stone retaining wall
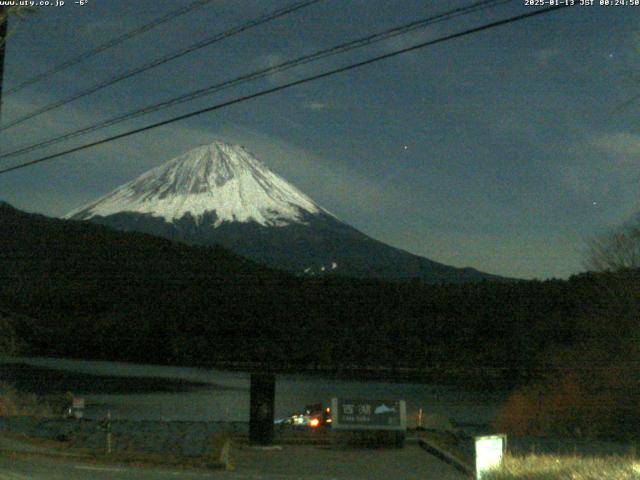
[0,416,247,457]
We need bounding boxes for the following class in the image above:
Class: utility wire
[4,0,216,97]
[0,0,506,161]
[0,4,571,177]
[0,0,323,132]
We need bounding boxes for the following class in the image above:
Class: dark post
[249,373,275,445]
[0,7,7,121]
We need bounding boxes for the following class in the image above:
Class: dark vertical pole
[0,7,8,122]
[249,373,275,445]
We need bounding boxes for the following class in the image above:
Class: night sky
[0,0,638,280]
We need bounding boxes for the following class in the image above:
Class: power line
[0,0,323,132]
[3,0,216,97]
[0,6,9,122]
[0,0,506,161]
[0,4,571,177]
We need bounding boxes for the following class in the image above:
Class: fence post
[106,410,112,454]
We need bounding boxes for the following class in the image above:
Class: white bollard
[475,434,506,480]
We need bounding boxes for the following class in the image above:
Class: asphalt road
[0,457,221,480]
[0,433,466,480]
[0,446,466,480]
[233,443,467,479]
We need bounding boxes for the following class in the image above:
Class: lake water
[1,356,504,429]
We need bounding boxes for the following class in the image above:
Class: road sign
[330,398,406,431]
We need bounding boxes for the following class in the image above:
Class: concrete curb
[418,438,474,477]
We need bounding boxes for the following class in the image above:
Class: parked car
[277,402,332,428]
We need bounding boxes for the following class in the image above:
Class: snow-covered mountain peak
[65,140,325,227]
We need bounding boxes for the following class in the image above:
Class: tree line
[1,202,638,392]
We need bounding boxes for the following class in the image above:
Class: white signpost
[71,396,85,419]
[475,434,506,480]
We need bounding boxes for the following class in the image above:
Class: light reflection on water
[1,356,504,427]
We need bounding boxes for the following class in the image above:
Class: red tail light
[309,418,320,428]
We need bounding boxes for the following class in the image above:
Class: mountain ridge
[67,140,506,282]
[66,141,324,228]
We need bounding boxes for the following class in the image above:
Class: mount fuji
[66,141,500,282]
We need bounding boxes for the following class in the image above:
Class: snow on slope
[66,141,326,227]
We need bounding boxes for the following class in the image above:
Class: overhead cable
[4,0,216,97]
[0,4,571,177]
[0,0,505,160]
[0,0,322,131]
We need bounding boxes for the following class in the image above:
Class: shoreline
[2,355,517,391]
